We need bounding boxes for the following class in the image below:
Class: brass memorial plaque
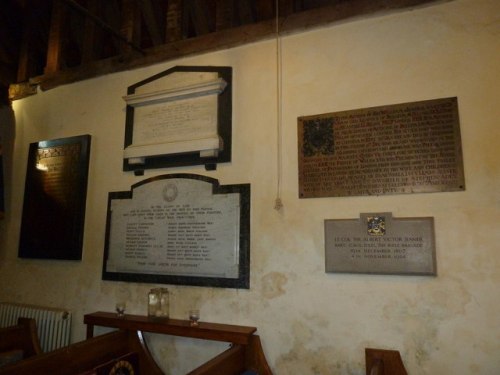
[19,135,91,260]
[298,97,464,198]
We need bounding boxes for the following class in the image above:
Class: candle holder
[188,309,200,326]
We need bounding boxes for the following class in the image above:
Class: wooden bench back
[0,329,163,375]
[0,318,42,366]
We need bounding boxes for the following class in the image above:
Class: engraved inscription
[325,213,436,275]
[298,97,464,197]
[106,178,241,279]
[36,144,81,206]
[133,95,217,145]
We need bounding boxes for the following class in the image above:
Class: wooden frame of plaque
[122,66,232,174]
[102,174,250,289]
[18,135,91,260]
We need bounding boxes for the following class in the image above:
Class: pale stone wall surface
[1,0,499,373]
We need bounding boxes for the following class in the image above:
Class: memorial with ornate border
[102,174,250,289]
[122,66,232,173]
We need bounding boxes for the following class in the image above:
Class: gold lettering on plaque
[298,97,464,198]
[35,144,81,207]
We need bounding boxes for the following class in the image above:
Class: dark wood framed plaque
[298,97,465,198]
[18,135,91,260]
[102,174,250,289]
[122,66,232,173]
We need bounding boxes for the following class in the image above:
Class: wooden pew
[0,329,163,375]
[1,312,273,375]
[188,335,272,375]
[365,348,408,375]
[85,311,273,375]
[0,318,42,367]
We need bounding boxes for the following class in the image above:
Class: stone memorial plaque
[19,135,91,260]
[103,174,250,289]
[122,66,232,172]
[325,213,436,275]
[298,97,465,198]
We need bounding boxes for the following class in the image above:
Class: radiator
[0,302,72,352]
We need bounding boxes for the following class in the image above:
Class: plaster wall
[1,0,499,373]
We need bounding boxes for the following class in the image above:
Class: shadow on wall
[0,105,16,259]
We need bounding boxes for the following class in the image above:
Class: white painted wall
[1,0,499,373]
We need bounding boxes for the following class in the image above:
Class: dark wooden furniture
[85,311,273,375]
[365,348,408,375]
[0,318,42,367]
[0,329,163,375]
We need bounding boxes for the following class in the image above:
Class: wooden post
[45,0,67,75]
[81,0,99,63]
[166,0,183,42]
[216,0,233,31]
[120,0,141,55]
[17,0,33,82]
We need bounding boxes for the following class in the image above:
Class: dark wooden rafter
[17,1,34,82]
[120,0,142,54]
[215,0,234,31]
[3,0,448,100]
[0,1,22,83]
[278,0,296,16]
[45,0,68,75]
[184,0,215,37]
[138,0,165,46]
[237,0,256,25]
[166,0,183,42]
[81,0,99,63]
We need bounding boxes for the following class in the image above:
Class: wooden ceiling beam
[185,0,213,36]
[255,0,275,21]
[166,0,183,42]
[20,0,445,95]
[237,0,255,25]
[215,0,234,31]
[81,0,99,63]
[44,0,67,75]
[120,0,141,54]
[16,3,32,82]
[0,63,17,86]
[138,0,165,46]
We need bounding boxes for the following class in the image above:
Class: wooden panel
[188,345,246,375]
[0,318,42,358]
[365,348,408,375]
[0,330,163,375]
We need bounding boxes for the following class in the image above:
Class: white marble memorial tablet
[103,174,250,288]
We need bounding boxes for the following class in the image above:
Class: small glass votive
[188,309,200,326]
[115,302,126,317]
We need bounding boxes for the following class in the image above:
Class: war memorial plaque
[298,97,464,198]
[325,213,436,275]
[102,174,250,289]
[19,135,91,260]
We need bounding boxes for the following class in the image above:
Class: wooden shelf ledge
[84,311,256,345]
